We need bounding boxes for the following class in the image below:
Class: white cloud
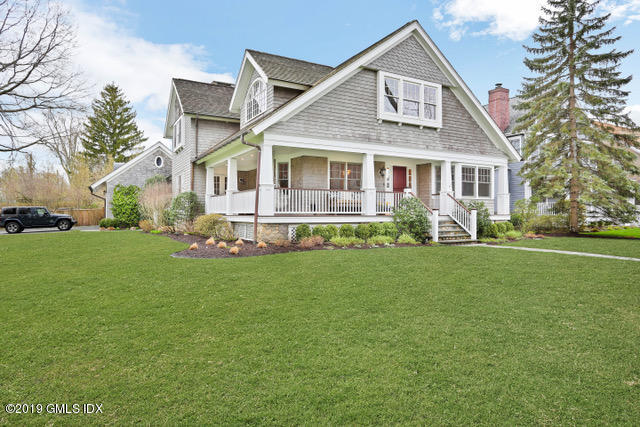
[69,2,234,146]
[433,0,640,41]
[433,0,546,41]
[626,105,640,126]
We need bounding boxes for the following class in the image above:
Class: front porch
[202,136,510,241]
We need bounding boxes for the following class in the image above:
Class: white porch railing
[536,202,559,215]
[274,188,362,214]
[426,194,440,211]
[231,190,256,214]
[376,191,406,214]
[447,193,472,234]
[207,194,226,213]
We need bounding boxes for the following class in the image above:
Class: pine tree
[81,83,147,163]
[516,0,640,232]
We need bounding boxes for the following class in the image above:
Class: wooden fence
[54,207,104,226]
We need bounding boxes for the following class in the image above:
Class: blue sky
[4,0,640,168]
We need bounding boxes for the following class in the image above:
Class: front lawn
[504,235,640,258]
[1,231,639,424]
[582,226,640,239]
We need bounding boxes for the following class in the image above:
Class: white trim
[250,21,521,162]
[267,79,309,90]
[154,155,164,168]
[90,141,173,191]
[163,80,184,138]
[229,51,268,113]
[264,133,509,166]
[225,215,393,224]
[377,71,442,128]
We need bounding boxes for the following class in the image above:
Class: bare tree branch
[0,0,87,153]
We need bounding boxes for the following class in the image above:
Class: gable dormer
[229,50,333,128]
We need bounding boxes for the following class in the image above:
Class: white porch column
[496,165,510,215]
[440,160,452,215]
[431,209,439,242]
[454,163,462,198]
[470,209,477,240]
[226,158,238,215]
[362,152,376,216]
[258,143,274,216]
[205,166,214,213]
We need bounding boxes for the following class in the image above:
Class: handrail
[447,193,470,214]
[275,186,363,193]
[410,192,433,214]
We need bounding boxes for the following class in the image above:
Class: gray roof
[247,50,333,86]
[173,79,239,120]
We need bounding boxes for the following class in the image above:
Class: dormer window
[245,79,266,122]
[377,71,442,128]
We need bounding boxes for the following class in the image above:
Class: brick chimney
[488,83,509,132]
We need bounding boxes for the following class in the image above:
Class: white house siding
[508,161,526,211]
[105,146,172,217]
[171,117,239,200]
[269,38,504,157]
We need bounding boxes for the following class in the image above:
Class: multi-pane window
[330,162,362,190]
[478,168,491,197]
[277,162,289,188]
[508,135,523,155]
[407,168,413,188]
[245,79,266,122]
[213,176,221,195]
[462,167,475,197]
[378,71,442,127]
[383,77,399,113]
[173,118,182,150]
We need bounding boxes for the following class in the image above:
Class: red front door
[393,166,406,192]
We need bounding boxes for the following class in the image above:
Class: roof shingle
[246,50,333,86]
[173,79,239,120]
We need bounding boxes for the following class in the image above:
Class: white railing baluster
[273,188,363,214]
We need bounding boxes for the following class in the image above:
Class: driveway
[0,225,99,235]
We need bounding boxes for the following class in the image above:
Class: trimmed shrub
[355,223,371,240]
[257,241,267,248]
[295,224,311,241]
[339,224,355,237]
[312,225,326,238]
[217,241,227,248]
[111,184,141,227]
[299,235,324,248]
[504,221,515,232]
[486,222,499,238]
[382,222,399,239]
[273,239,291,247]
[526,214,569,234]
[149,229,162,234]
[464,200,491,238]
[496,222,508,234]
[325,224,339,240]
[330,236,365,247]
[189,242,198,250]
[99,218,117,228]
[229,246,239,255]
[367,235,394,245]
[510,212,524,230]
[168,192,202,227]
[368,222,384,237]
[397,233,418,244]
[205,237,215,246]
[139,219,153,232]
[505,230,523,240]
[392,197,429,242]
[194,214,228,238]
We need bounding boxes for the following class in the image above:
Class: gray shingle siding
[509,161,526,211]
[105,146,172,218]
[171,116,239,201]
[367,35,452,87]
[270,68,503,157]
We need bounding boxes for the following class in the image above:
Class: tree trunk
[568,2,580,233]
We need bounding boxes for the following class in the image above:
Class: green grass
[1,231,640,424]
[582,227,640,239]
[505,236,640,258]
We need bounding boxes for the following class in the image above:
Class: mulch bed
[158,233,430,259]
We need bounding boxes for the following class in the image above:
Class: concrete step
[439,239,477,244]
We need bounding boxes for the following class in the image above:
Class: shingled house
[163,20,521,242]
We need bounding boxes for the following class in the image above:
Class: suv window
[35,208,48,216]
[17,208,31,215]
[1,207,17,215]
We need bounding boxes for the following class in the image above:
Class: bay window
[330,162,362,190]
[378,71,442,127]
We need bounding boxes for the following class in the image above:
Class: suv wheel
[57,219,72,231]
[5,221,22,234]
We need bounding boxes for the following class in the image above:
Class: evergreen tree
[516,0,640,232]
[81,83,147,162]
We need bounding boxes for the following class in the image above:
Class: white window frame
[460,165,493,199]
[377,71,442,128]
[508,135,523,156]
[154,156,164,168]
[276,161,290,188]
[245,78,266,122]
[172,117,183,151]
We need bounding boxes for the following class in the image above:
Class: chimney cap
[495,83,503,88]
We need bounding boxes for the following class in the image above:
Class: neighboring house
[485,85,640,218]
[164,20,521,242]
[90,141,173,218]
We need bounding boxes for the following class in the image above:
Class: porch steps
[438,217,475,244]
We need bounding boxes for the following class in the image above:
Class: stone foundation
[257,223,288,242]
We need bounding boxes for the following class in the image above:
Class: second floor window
[245,79,266,122]
[173,118,182,150]
[378,71,442,128]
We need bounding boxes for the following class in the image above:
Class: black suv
[0,207,76,234]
